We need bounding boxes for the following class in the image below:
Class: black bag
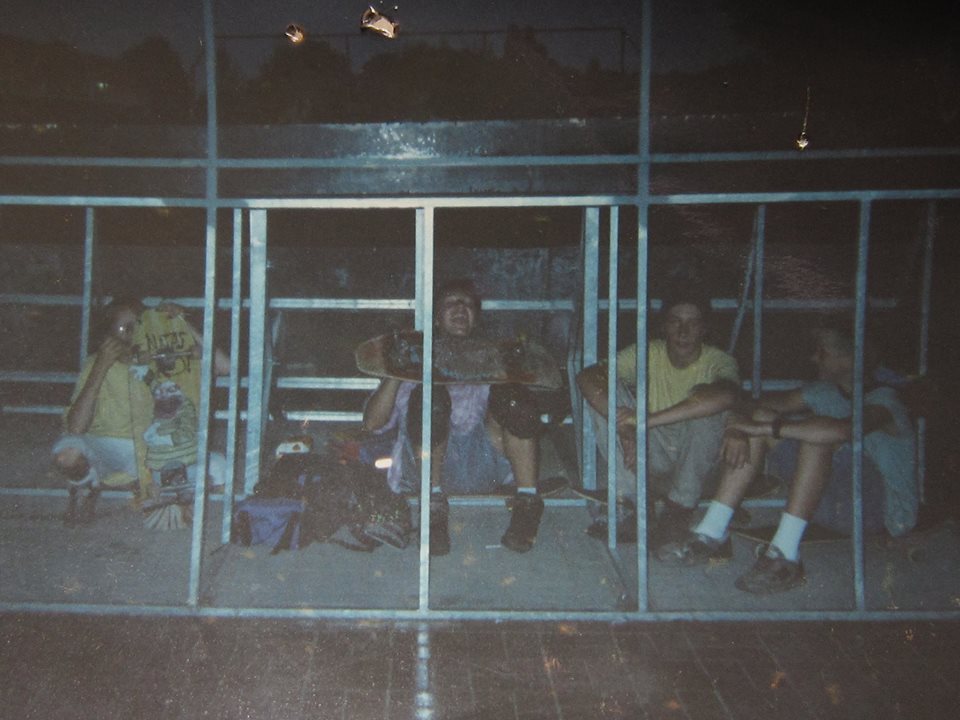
[343,461,412,550]
[234,452,411,552]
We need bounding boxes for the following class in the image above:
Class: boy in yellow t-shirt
[53,298,230,526]
[577,288,740,546]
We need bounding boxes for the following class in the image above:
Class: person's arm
[362,377,403,432]
[730,402,894,444]
[577,362,637,420]
[720,388,807,468]
[646,379,740,429]
[64,339,126,435]
[157,302,231,377]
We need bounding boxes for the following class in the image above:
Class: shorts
[52,435,138,485]
[768,439,886,535]
[53,434,227,489]
[395,420,513,495]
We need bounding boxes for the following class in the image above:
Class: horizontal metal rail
[1,601,957,623]
[3,188,960,209]
[3,145,958,170]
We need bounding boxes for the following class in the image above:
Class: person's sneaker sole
[734,550,805,594]
[656,534,733,566]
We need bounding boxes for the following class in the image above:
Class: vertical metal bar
[581,208,601,492]
[245,209,268,496]
[418,206,434,612]
[852,200,871,611]
[261,312,280,443]
[606,207,620,549]
[415,209,425,331]
[188,0,220,607]
[916,201,936,504]
[634,0,653,614]
[80,208,95,360]
[752,206,767,400]
[221,209,243,544]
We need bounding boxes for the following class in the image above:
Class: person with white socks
[656,322,917,594]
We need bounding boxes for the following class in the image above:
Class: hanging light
[285,23,306,45]
[360,6,399,39]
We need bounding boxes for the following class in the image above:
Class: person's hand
[93,336,128,373]
[616,424,637,473]
[728,419,771,438]
[615,406,638,427]
[721,428,750,469]
[156,301,186,320]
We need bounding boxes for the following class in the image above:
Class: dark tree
[246,40,353,123]
[119,36,195,123]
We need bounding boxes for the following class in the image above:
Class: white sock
[517,486,537,495]
[768,513,807,562]
[694,502,735,541]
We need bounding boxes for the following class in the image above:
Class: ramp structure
[1,0,959,621]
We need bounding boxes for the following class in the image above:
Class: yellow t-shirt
[65,356,154,439]
[614,339,739,413]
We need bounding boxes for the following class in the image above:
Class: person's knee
[488,383,541,440]
[54,449,88,478]
[407,385,452,450]
[752,406,778,422]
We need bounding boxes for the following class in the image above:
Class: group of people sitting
[53,278,918,595]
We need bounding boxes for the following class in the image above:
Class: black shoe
[586,498,637,543]
[735,545,805,594]
[78,488,101,525]
[501,493,544,553]
[429,493,450,557]
[651,501,694,548]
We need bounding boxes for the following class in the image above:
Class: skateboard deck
[356,330,562,389]
[733,524,847,545]
[128,308,202,501]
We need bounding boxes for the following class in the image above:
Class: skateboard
[355,330,563,389]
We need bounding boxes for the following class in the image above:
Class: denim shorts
[768,439,886,535]
[397,421,513,495]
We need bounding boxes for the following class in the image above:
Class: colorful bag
[231,497,305,554]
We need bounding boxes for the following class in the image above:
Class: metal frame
[1,0,959,621]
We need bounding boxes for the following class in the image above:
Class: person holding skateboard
[361,279,547,556]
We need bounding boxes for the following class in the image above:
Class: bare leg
[486,415,538,489]
[429,437,447,491]
[54,447,88,477]
[488,415,544,552]
[783,441,835,520]
[714,433,773,510]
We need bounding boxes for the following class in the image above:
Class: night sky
[2,0,753,75]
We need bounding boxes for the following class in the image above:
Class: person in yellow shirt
[577,287,740,547]
[53,297,229,526]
